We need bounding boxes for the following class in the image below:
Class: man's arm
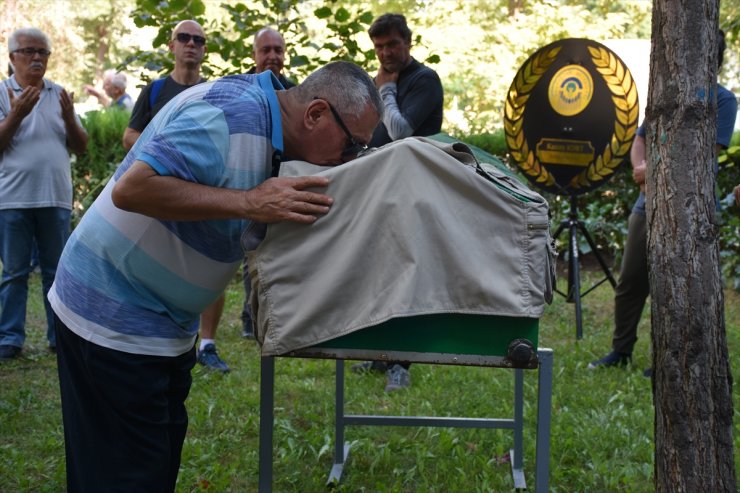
[123,83,152,150]
[122,127,141,150]
[60,89,88,155]
[112,161,334,224]
[84,85,110,107]
[630,133,646,192]
[378,69,443,141]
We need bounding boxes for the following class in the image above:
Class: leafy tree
[123,0,379,83]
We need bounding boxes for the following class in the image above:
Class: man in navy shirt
[352,13,444,391]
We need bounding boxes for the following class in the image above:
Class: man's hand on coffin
[112,161,332,222]
[242,175,333,224]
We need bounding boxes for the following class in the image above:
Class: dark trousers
[612,213,650,355]
[55,316,196,493]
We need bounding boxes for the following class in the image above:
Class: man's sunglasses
[175,33,206,47]
[314,97,368,159]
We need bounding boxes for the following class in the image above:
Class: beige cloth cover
[248,137,555,356]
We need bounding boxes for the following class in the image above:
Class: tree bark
[646,1,736,492]
[508,0,524,17]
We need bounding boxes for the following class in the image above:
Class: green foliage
[72,108,130,226]
[123,0,382,83]
[459,130,509,158]
[3,272,740,491]
[718,144,740,290]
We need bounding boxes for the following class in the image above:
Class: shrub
[72,108,129,226]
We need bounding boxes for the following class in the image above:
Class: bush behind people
[72,108,130,226]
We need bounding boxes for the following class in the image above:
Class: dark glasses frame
[313,97,368,159]
[12,48,51,58]
[175,33,206,47]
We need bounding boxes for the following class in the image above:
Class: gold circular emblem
[548,65,593,117]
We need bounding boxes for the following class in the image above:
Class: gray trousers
[612,212,650,355]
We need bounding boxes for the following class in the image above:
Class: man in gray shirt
[0,27,88,360]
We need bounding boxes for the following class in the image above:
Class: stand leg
[576,220,617,287]
[328,360,350,485]
[535,349,553,493]
[568,219,584,339]
[552,195,617,339]
[511,368,526,490]
[259,356,275,493]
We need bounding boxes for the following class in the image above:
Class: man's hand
[734,184,740,207]
[7,86,40,121]
[375,67,398,88]
[59,89,76,124]
[113,161,333,223]
[633,159,646,192]
[632,159,646,185]
[243,176,333,224]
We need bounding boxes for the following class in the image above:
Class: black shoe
[587,350,631,369]
[242,327,255,339]
[0,344,21,360]
[643,367,653,377]
[351,360,388,373]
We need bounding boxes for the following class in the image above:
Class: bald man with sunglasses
[123,20,207,150]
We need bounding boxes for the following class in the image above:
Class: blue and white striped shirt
[49,71,284,356]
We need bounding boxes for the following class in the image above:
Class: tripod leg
[576,221,617,287]
[552,219,569,241]
[568,220,583,339]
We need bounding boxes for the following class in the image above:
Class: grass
[1,269,738,492]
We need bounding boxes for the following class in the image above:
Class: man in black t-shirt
[122,20,207,150]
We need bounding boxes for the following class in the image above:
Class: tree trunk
[508,0,524,17]
[95,24,110,81]
[646,1,736,492]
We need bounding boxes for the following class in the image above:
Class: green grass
[1,271,738,492]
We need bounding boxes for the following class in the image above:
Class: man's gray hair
[295,61,383,121]
[104,69,127,90]
[8,28,51,52]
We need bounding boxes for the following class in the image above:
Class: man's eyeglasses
[12,48,51,58]
[175,33,206,47]
[314,97,368,159]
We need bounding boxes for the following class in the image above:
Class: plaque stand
[552,195,617,339]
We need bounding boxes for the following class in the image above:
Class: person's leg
[385,362,411,392]
[55,316,196,493]
[34,207,71,348]
[166,347,195,491]
[197,294,230,372]
[0,209,34,351]
[611,213,649,355]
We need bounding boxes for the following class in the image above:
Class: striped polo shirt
[49,71,284,356]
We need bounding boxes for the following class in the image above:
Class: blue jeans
[0,208,71,348]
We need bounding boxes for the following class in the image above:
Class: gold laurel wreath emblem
[504,47,561,186]
[570,46,639,189]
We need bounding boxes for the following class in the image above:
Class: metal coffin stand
[257,315,553,492]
